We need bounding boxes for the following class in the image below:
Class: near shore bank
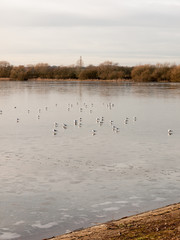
[45,203,180,240]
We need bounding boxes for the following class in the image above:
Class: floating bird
[54,122,58,127]
[168,129,173,135]
[100,121,103,126]
[124,119,128,124]
[92,129,96,135]
[62,123,67,129]
[112,126,116,131]
[96,117,100,122]
[53,129,58,135]
[116,128,119,132]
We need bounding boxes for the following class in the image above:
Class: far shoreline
[0,77,130,82]
[0,77,176,83]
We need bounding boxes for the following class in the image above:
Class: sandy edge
[44,203,180,240]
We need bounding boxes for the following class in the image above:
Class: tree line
[0,61,180,82]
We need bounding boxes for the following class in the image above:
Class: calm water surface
[0,81,180,240]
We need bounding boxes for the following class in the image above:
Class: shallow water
[0,81,179,240]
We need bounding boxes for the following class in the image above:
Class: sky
[0,0,180,66]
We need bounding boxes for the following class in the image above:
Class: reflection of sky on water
[0,81,180,240]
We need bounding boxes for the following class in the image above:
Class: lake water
[0,81,179,240]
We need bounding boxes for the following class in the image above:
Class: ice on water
[0,81,180,240]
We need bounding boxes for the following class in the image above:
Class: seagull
[112,126,116,131]
[53,129,58,135]
[116,128,119,132]
[54,122,58,127]
[96,117,100,122]
[168,129,173,135]
[62,123,67,129]
[168,129,173,133]
[92,130,96,135]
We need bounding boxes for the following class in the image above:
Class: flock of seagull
[52,117,129,136]
[0,101,173,136]
[45,102,140,136]
[50,102,173,136]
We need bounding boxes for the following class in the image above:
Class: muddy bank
[0,77,130,82]
[0,77,173,83]
[28,78,128,82]
[45,203,180,240]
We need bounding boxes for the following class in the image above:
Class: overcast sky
[0,0,180,66]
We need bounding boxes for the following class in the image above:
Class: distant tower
[76,56,84,68]
[79,56,83,68]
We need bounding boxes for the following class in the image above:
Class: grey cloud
[0,7,180,28]
[1,0,180,66]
